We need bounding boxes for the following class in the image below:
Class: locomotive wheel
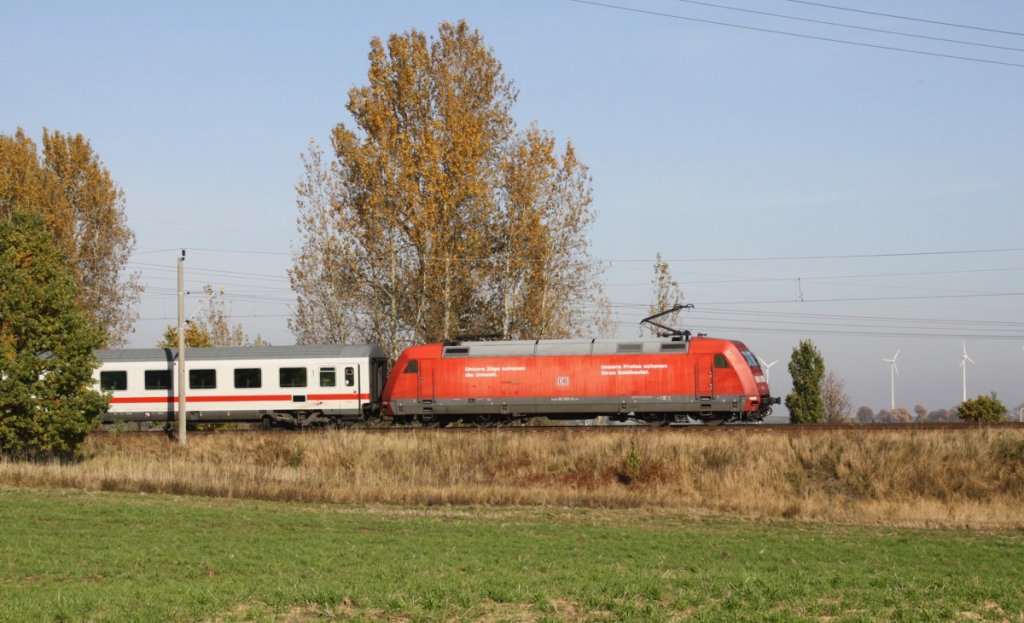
[469,415,496,428]
[419,415,452,428]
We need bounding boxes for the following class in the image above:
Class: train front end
[732,341,781,420]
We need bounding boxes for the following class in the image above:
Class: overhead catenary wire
[669,0,1024,53]
[780,0,1024,38]
[567,0,1024,68]
[132,245,1024,265]
[128,238,1024,344]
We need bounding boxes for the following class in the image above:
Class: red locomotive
[382,334,778,427]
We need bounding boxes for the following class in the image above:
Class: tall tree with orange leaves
[290,21,605,360]
[0,129,140,346]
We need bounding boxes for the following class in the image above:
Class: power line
[608,265,1024,288]
[608,290,1024,308]
[689,311,1023,332]
[609,305,1024,339]
[568,0,1024,68]
[670,0,1024,53]
[780,0,1024,38]
[130,262,291,282]
[674,323,1024,340]
[133,245,1024,267]
[177,248,291,257]
[697,307,1024,328]
[606,246,1024,264]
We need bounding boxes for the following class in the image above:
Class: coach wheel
[262,415,273,430]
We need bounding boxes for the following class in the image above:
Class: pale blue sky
[3,0,1023,417]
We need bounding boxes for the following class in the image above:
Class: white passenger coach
[93,345,388,427]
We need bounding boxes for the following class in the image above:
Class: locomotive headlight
[754,375,766,383]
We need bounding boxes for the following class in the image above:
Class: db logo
[556,376,570,386]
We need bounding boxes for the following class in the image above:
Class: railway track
[91,421,1024,437]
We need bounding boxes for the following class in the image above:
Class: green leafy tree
[785,339,825,423]
[957,392,1006,423]
[0,129,141,346]
[0,213,107,457]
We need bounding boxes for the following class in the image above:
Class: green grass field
[2,487,1022,622]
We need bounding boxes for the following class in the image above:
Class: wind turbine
[960,341,975,402]
[882,350,899,411]
[756,355,778,382]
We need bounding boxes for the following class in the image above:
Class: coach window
[714,354,729,369]
[144,370,171,390]
[280,367,307,388]
[234,368,262,389]
[190,369,217,389]
[100,371,128,391]
[344,366,355,387]
[319,367,336,387]
[403,360,418,374]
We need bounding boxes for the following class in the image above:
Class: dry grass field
[2,427,1023,529]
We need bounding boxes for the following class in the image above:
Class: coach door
[347,365,361,414]
[376,359,388,406]
[417,360,435,405]
[695,354,714,399]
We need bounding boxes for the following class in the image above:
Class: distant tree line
[854,394,1010,424]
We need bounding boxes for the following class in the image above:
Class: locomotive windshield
[741,350,760,369]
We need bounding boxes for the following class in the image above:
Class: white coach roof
[95,344,386,363]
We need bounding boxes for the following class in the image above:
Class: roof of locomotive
[95,344,386,364]
[426,336,735,359]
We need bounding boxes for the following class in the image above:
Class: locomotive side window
[319,367,336,387]
[234,368,262,389]
[144,370,171,390]
[189,369,217,389]
[714,354,729,369]
[404,360,418,374]
[344,366,355,387]
[280,367,307,388]
[100,371,128,391]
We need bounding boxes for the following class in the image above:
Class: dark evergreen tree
[785,339,825,423]
[0,212,107,457]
